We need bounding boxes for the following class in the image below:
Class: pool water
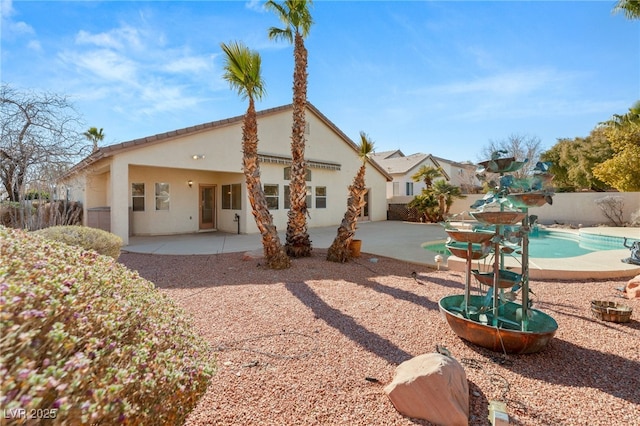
[425,230,624,259]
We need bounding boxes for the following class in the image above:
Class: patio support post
[111,158,130,245]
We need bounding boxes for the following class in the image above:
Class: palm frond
[266,0,313,40]
[289,0,314,36]
[357,131,375,162]
[220,41,266,101]
[267,27,293,43]
[613,0,640,19]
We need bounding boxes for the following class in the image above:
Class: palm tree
[431,180,466,221]
[613,0,640,19]
[266,0,314,258]
[83,127,104,152]
[327,132,374,263]
[407,191,440,223]
[221,41,290,270]
[411,165,442,189]
[605,100,640,129]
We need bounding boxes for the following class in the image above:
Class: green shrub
[0,226,215,425]
[33,225,123,259]
[24,190,50,200]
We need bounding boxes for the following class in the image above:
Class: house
[370,150,480,205]
[431,155,482,194]
[61,103,392,245]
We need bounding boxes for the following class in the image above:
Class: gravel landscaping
[119,250,640,426]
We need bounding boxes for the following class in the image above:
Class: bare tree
[1,84,88,202]
[477,133,543,179]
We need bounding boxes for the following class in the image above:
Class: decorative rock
[625,274,640,299]
[384,353,469,425]
[242,249,263,261]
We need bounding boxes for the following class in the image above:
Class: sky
[2,0,638,163]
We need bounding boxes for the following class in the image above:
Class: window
[315,186,326,208]
[406,182,414,196]
[132,183,145,212]
[231,184,241,209]
[284,186,312,209]
[264,184,279,210]
[393,182,400,196]
[155,183,170,210]
[222,184,241,210]
[284,166,311,181]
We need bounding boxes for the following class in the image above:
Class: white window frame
[264,184,279,210]
[132,183,145,212]
[155,182,170,211]
[406,182,414,196]
[315,186,327,208]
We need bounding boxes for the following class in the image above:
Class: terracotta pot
[349,239,362,258]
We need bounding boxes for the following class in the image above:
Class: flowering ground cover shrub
[0,226,215,424]
[33,225,123,259]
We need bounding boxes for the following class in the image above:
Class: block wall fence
[447,192,640,226]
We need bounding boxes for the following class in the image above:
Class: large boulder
[384,353,469,425]
[626,274,640,299]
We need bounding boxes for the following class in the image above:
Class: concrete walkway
[123,221,448,265]
[123,221,640,279]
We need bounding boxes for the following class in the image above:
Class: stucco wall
[116,124,244,173]
[242,110,389,233]
[126,166,243,235]
[448,192,640,226]
[85,172,109,207]
[70,106,389,243]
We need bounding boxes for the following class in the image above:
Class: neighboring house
[370,150,480,205]
[60,103,391,245]
[431,155,482,194]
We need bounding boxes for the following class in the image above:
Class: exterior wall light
[188,180,193,188]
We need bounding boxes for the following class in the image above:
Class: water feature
[438,153,559,354]
[424,229,624,259]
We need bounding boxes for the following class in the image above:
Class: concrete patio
[122,221,640,280]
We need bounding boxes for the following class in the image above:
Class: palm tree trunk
[286,32,312,258]
[438,194,446,221]
[243,99,290,269]
[327,164,366,263]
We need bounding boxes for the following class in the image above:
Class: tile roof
[62,103,392,181]
[369,149,404,161]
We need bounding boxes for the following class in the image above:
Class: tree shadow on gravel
[415,272,465,291]
[119,251,424,289]
[500,338,640,405]
[454,338,639,424]
[285,281,414,366]
[357,279,440,312]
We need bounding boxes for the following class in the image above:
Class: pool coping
[437,226,640,280]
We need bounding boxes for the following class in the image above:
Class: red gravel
[119,250,640,426]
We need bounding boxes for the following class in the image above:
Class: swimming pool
[423,229,625,259]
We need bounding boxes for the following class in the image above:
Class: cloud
[244,0,264,13]
[59,49,138,82]
[1,0,15,18]
[27,40,41,51]
[59,24,215,121]
[139,84,202,114]
[163,56,213,74]
[2,0,37,39]
[398,67,595,124]
[75,26,143,51]
[427,69,567,97]
[8,20,35,36]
